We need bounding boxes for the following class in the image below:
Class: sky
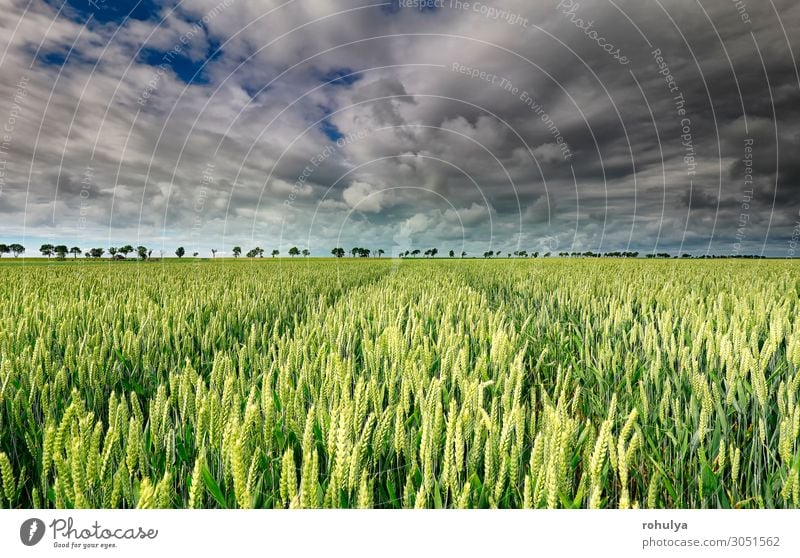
[0,0,798,257]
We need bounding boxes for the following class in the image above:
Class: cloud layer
[0,0,798,256]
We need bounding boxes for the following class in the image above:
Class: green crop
[0,259,798,508]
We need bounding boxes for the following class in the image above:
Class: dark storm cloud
[0,0,798,255]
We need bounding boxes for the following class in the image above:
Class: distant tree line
[331,247,385,258]
[0,242,773,260]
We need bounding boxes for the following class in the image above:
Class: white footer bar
[1,510,798,558]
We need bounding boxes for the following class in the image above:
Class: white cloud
[342,181,385,213]
[442,202,491,226]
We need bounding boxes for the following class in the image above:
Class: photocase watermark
[450,62,572,160]
[652,48,696,177]
[87,0,110,10]
[731,0,751,25]
[19,517,159,551]
[78,165,93,231]
[450,61,504,85]
[389,218,413,275]
[398,0,529,27]
[732,138,754,255]
[283,128,369,210]
[788,207,800,258]
[540,235,559,253]
[190,161,215,258]
[136,0,235,107]
[0,74,30,200]
[20,518,46,546]
[556,0,630,65]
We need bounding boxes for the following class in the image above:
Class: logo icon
[20,518,45,546]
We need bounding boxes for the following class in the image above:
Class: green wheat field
[0,259,798,509]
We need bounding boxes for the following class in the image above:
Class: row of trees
[226,247,309,258]
[481,250,546,258]
[32,244,154,260]
[331,247,386,258]
[0,243,772,260]
[0,243,26,257]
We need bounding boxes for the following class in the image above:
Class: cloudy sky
[0,0,798,257]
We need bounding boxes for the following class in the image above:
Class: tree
[69,246,82,258]
[89,247,104,259]
[377,249,385,258]
[192,252,199,257]
[449,250,455,258]
[109,247,118,258]
[0,244,8,257]
[175,246,185,258]
[233,246,241,258]
[271,249,278,258]
[431,248,438,258]
[461,251,466,258]
[40,244,55,258]
[411,249,420,258]
[119,245,133,258]
[211,249,217,258]
[54,245,68,259]
[331,247,345,258]
[302,249,310,257]
[10,244,24,257]
[289,246,300,257]
[350,247,359,257]
[245,247,263,258]
[136,246,148,260]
